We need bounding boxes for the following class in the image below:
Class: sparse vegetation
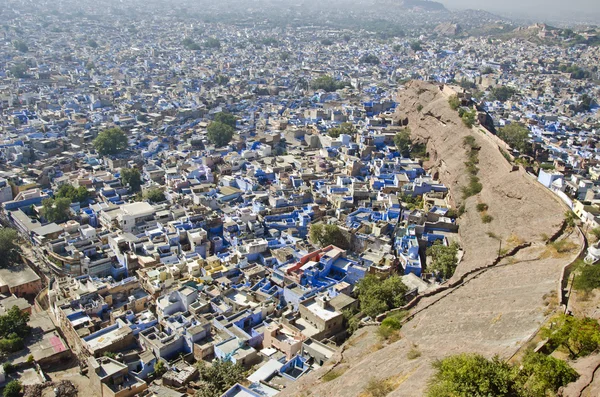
[462,176,483,198]
[573,264,600,292]
[378,312,405,341]
[458,108,477,128]
[448,95,460,110]
[364,377,394,397]
[564,211,578,228]
[407,347,421,360]
[476,203,488,212]
[481,214,493,224]
[322,368,346,382]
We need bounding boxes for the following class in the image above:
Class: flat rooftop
[303,299,340,321]
[0,264,40,288]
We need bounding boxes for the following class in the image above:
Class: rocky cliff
[279,81,580,397]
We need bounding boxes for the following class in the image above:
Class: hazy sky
[440,0,600,21]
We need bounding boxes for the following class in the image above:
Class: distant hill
[402,0,447,11]
[374,0,447,12]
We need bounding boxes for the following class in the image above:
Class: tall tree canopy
[93,128,128,156]
[41,197,72,223]
[427,351,578,397]
[196,360,246,397]
[207,121,234,148]
[0,229,20,268]
[356,275,408,318]
[213,112,237,128]
[121,168,142,193]
[309,224,348,249]
[427,242,460,279]
[55,184,89,203]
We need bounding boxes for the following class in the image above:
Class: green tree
[460,109,477,128]
[518,350,579,397]
[427,354,519,397]
[121,168,142,193]
[154,360,167,377]
[213,112,237,128]
[564,210,578,228]
[541,314,600,359]
[410,41,423,51]
[0,306,31,338]
[196,360,246,397]
[145,188,166,203]
[215,75,230,85]
[427,242,460,279]
[9,64,27,78]
[204,37,221,49]
[3,380,21,397]
[355,275,408,318]
[56,184,89,203]
[207,121,234,148]
[183,38,201,50]
[489,86,517,102]
[574,264,600,292]
[41,197,72,223]
[448,95,460,110]
[2,362,15,373]
[497,123,532,155]
[0,229,20,268]
[394,128,412,158]
[310,75,347,92]
[93,128,128,156]
[360,54,380,65]
[0,306,30,354]
[13,41,28,53]
[328,122,356,138]
[309,224,348,249]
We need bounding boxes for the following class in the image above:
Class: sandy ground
[43,359,97,397]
